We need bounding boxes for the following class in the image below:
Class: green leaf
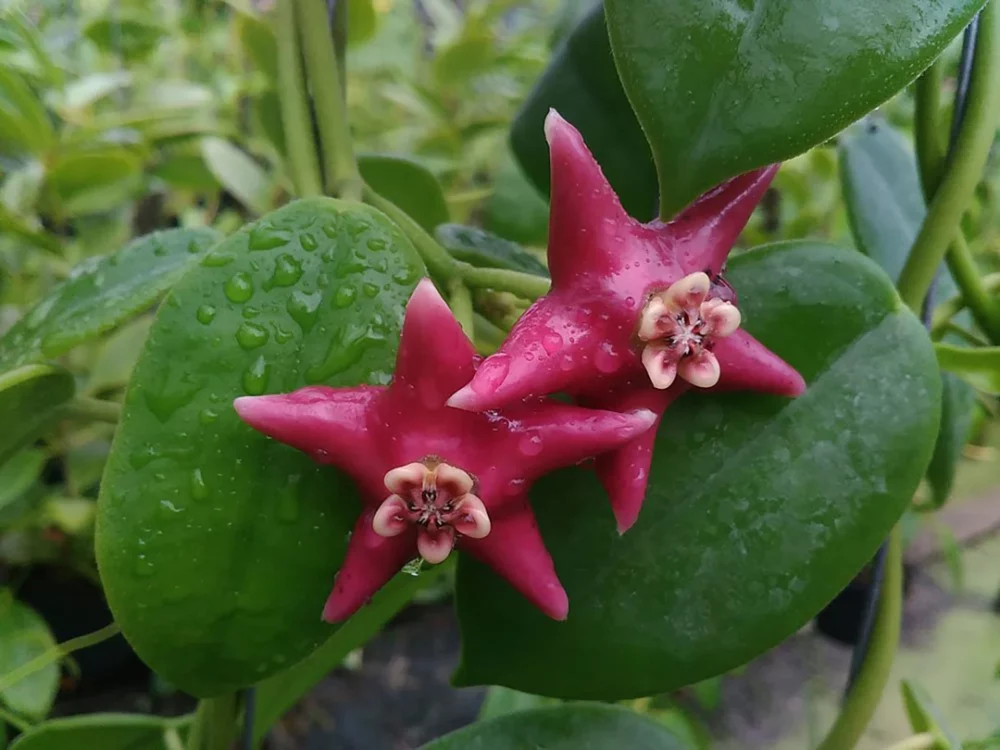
[0,365,75,466]
[358,153,449,232]
[0,449,46,516]
[839,118,972,509]
[236,14,278,83]
[0,68,55,157]
[85,317,155,396]
[95,198,424,697]
[454,242,940,699]
[435,224,548,277]
[478,687,558,721]
[347,0,378,47]
[484,148,549,247]
[151,152,221,193]
[510,4,657,221]
[0,591,59,720]
[433,33,495,86]
[83,16,165,62]
[254,563,447,741]
[421,704,687,749]
[199,137,272,215]
[0,227,222,369]
[0,161,45,217]
[925,373,976,508]
[900,680,960,748]
[9,714,183,750]
[935,343,1000,378]
[57,72,132,114]
[252,91,285,156]
[45,147,143,217]
[605,0,988,217]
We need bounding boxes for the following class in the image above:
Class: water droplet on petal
[472,355,510,394]
[595,341,622,374]
[518,433,544,456]
[541,332,563,355]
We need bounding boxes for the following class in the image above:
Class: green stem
[817,526,902,750]
[188,694,239,750]
[913,60,946,197]
[295,0,361,199]
[938,320,990,347]
[461,265,550,299]
[945,233,1000,341]
[276,0,322,198]
[897,0,1000,317]
[0,706,31,734]
[62,396,121,424]
[448,278,475,337]
[931,272,1000,333]
[883,733,937,750]
[473,313,508,354]
[0,622,121,694]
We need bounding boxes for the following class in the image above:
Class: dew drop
[242,305,261,319]
[392,266,417,284]
[366,237,387,251]
[243,355,270,395]
[224,272,254,303]
[300,232,318,251]
[236,322,269,350]
[152,242,168,257]
[286,290,322,333]
[541,332,563,355]
[559,353,575,371]
[267,253,303,289]
[595,341,622,374]
[362,282,379,298]
[199,408,219,425]
[196,305,216,325]
[519,433,544,456]
[202,250,236,267]
[272,324,294,344]
[333,285,357,308]
[134,555,154,577]
[159,499,184,515]
[248,225,290,251]
[471,355,510,394]
[322,222,338,239]
[187,238,204,254]
[191,468,209,501]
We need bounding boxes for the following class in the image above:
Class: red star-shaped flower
[234,279,657,621]
[448,111,806,533]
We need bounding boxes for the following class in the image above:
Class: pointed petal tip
[321,594,352,623]
[445,384,480,412]
[232,394,277,428]
[543,108,570,144]
[406,277,449,315]
[539,585,569,621]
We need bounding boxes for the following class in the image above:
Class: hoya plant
[0,0,998,748]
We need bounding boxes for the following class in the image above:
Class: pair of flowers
[234,112,805,622]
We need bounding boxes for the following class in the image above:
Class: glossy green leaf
[200,137,272,215]
[435,224,547,277]
[0,227,221,369]
[839,118,971,509]
[925,373,976,508]
[96,198,424,697]
[358,153,449,232]
[605,0,988,217]
[0,365,75,466]
[9,714,183,750]
[0,450,46,515]
[422,704,686,749]
[510,4,657,221]
[478,687,558,721]
[0,68,55,157]
[0,591,58,719]
[45,148,142,217]
[901,680,960,749]
[455,242,940,699]
[254,563,449,741]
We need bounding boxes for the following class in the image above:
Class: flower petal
[701,298,741,338]
[642,345,678,390]
[678,350,721,388]
[637,296,677,342]
[417,525,455,564]
[434,462,474,497]
[384,462,427,495]
[451,494,491,539]
[663,271,710,311]
[372,495,411,537]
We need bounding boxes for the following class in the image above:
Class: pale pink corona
[448,110,805,533]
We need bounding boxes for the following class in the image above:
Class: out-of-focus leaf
[348,0,378,47]
[485,149,549,246]
[66,439,112,496]
[478,687,558,721]
[0,161,45,216]
[236,14,278,82]
[433,33,494,85]
[199,137,272,215]
[86,316,154,396]
[151,152,220,192]
[0,364,75,466]
[45,147,143,217]
[58,72,132,115]
[901,680,961,749]
[133,82,214,111]
[935,344,1000,390]
[83,16,165,62]
[42,497,96,535]
[358,153,449,231]
[436,224,547,277]
[9,714,183,750]
[253,91,285,155]
[925,374,977,508]
[0,68,55,157]
[0,449,45,515]
[0,590,59,720]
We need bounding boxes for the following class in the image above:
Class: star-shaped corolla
[448,111,805,533]
[234,279,657,622]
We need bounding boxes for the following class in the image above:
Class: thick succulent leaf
[0,591,59,720]
[199,137,272,215]
[605,0,988,217]
[510,3,657,221]
[0,227,221,369]
[839,119,972,508]
[9,714,182,750]
[421,704,686,749]
[435,224,548,277]
[455,242,940,699]
[358,153,449,232]
[96,198,424,696]
[0,364,75,466]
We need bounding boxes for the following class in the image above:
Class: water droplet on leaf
[236,322,269,350]
[243,355,270,395]
[248,225,290,251]
[225,273,254,303]
[196,305,216,324]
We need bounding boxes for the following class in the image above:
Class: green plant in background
[0,0,997,749]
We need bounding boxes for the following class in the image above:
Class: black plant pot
[814,562,914,646]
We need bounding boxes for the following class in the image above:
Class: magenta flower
[448,111,806,533]
[234,279,657,621]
